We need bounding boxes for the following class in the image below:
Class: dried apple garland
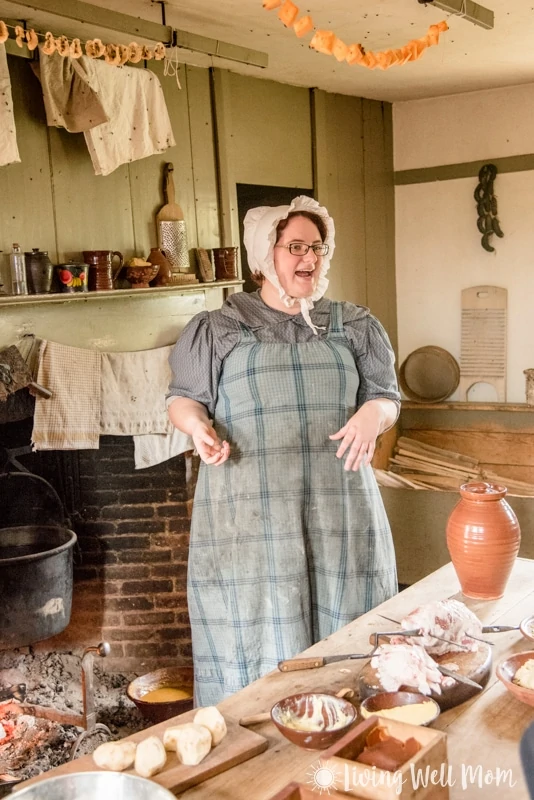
[0,20,166,64]
[263,0,449,70]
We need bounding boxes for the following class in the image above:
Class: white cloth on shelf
[84,59,175,176]
[100,346,174,435]
[32,48,109,133]
[133,428,193,470]
[0,43,20,167]
[32,340,101,450]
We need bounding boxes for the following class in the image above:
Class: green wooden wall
[0,55,396,351]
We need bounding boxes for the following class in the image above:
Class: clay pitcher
[446,482,520,599]
[83,250,124,291]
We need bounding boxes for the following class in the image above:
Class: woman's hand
[329,399,397,472]
[191,420,230,466]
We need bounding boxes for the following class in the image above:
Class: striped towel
[32,340,101,450]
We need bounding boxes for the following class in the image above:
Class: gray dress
[168,292,400,706]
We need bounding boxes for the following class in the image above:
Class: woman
[168,196,400,706]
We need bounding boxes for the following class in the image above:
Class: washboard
[459,285,507,402]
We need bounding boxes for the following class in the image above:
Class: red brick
[158,627,191,641]
[101,535,151,550]
[120,489,167,504]
[105,627,158,642]
[124,642,178,658]
[151,534,179,548]
[154,594,188,610]
[122,579,173,595]
[103,565,150,580]
[149,564,184,579]
[156,503,188,518]
[116,521,163,535]
[102,505,155,520]
[118,549,172,564]
[167,518,191,534]
[123,611,175,626]
[107,597,154,612]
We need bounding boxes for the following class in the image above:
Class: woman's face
[273,215,324,298]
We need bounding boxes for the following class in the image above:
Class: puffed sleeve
[343,309,400,419]
[167,311,220,417]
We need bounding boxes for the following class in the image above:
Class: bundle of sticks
[374,436,534,497]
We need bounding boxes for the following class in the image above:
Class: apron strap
[326,301,345,339]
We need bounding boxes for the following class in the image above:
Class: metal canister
[24,248,54,294]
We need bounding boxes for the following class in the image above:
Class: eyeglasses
[275,242,329,257]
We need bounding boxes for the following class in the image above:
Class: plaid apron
[188,302,397,706]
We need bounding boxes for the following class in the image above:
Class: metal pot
[12,772,176,799]
[0,524,77,648]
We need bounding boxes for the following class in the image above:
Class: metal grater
[158,220,193,273]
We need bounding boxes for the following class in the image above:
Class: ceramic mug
[56,263,88,293]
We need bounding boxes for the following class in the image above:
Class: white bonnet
[243,195,335,333]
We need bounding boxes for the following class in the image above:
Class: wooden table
[17,559,534,799]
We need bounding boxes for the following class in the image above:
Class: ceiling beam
[420,0,494,29]
[9,0,269,66]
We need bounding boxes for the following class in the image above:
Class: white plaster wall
[394,83,534,171]
[394,83,534,402]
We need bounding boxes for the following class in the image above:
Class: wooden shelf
[0,280,244,308]
[402,401,534,412]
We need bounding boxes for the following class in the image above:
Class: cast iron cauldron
[0,524,77,648]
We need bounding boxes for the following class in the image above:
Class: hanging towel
[100,346,174,435]
[0,43,20,167]
[31,48,109,133]
[133,428,194,470]
[32,341,101,450]
[84,60,175,176]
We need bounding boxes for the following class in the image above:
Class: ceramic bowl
[126,666,194,723]
[270,692,357,750]
[125,264,159,288]
[496,651,534,707]
[520,615,534,642]
[360,691,441,726]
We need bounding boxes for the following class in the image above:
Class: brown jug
[446,482,521,599]
[82,250,124,291]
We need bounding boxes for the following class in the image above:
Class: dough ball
[93,740,137,771]
[134,735,167,778]
[193,707,227,746]
[167,723,212,766]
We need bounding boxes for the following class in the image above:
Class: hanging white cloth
[84,59,175,176]
[0,43,20,167]
[32,48,109,133]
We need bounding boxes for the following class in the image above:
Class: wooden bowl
[360,691,441,726]
[270,692,357,750]
[126,666,194,723]
[496,651,534,707]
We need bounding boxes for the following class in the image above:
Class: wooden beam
[423,0,494,30]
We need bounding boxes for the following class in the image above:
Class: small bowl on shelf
[496,651,534,708]
[126,666,194,723]
[270,692,357,750]
[360,691,441,726]
[125,258,159,289]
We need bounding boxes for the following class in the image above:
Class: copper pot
[82,250,124,291]
[446,482,521,599]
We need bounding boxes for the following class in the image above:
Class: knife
[437,665,483,690]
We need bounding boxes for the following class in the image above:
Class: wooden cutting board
[359,642,492,711]
[16,712,268,795]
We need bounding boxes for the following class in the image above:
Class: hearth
[0,647,147,793]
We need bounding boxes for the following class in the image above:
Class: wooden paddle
[157,163,184,222]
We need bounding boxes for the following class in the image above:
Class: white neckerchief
[243,196,335,334]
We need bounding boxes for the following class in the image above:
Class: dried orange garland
[262,0,449,70]
[0,20,166,64]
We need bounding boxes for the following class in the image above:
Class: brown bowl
[126,666,194,723]
[270,692,357,750]
[496,651,534,707]
[360,691,441,726]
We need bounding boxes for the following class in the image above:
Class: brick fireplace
[0,416,196,675]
